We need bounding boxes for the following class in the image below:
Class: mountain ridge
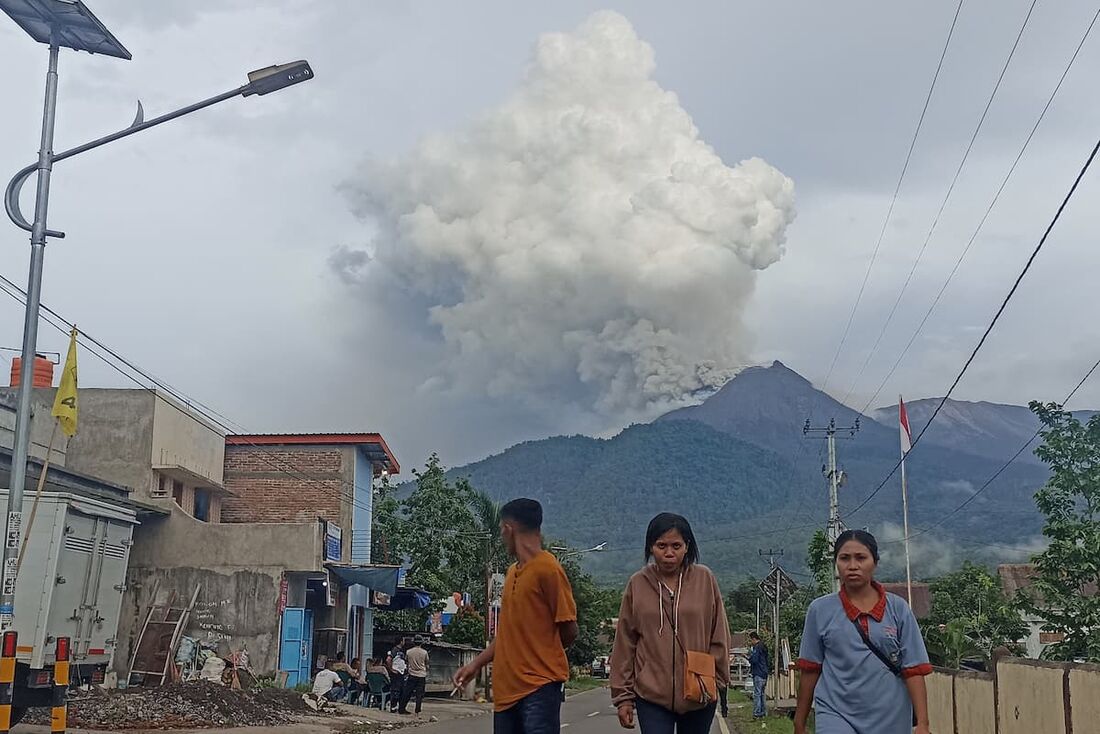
[439,362,1064,584]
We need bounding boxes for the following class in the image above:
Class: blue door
[279,608,314,688]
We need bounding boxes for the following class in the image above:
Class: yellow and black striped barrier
[51,636,69,734]
[0,630,17,734]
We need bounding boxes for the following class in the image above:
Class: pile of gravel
[24,681,320,729]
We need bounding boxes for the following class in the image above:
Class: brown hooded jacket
[611,563,731,714]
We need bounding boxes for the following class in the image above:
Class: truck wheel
[9,706,26,725]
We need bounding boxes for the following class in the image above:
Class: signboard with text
[325,522,342,562]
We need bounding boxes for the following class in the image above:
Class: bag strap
[851,616,902,677]
[659,588,689,657]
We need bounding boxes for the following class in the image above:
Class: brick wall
[222,446,346,524]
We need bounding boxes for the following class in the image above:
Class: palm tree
[470,489,508,575]
[469,490,508,642]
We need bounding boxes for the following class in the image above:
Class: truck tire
[10,706,26,726]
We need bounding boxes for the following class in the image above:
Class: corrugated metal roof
[998,563,1097,604]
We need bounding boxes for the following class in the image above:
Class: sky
[1,0,1099,474]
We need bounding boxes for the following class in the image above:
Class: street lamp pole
[1,37,61,627]
[1,3,313,630]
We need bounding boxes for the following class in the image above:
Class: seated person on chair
[367,657,391,684]
[364,660,393,709]
[344,657,365,704]
[312,659,347,704]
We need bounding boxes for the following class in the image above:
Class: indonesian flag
[899,395,912,456]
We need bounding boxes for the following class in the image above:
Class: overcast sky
[2,0,1099,473]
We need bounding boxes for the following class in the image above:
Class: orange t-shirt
[492,550,577,711]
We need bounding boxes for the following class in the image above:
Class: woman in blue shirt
[793,530,931,734]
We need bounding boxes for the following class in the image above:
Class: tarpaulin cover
[373,588,433,611]
[325,564,400,596]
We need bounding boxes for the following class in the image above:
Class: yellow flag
[52,328,78,437]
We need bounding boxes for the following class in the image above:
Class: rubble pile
[25,681,319,729]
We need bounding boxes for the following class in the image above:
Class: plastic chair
[364,672,390,710]
[335,670,353,702]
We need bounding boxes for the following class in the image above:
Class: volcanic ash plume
[339,10,795,417]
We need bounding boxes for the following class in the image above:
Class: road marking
[587,711,600,717]
[716,714,731,734]
[561,724,570,729]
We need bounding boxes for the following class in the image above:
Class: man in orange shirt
[454,498,578,733]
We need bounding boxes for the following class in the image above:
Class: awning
[325,564,400,596]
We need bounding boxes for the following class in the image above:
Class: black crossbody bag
[851,617,918,727]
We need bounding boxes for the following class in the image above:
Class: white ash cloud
[338,10,795,417]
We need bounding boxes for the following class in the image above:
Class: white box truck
[0,489,137,723]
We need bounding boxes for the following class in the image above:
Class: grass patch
[725,690,812,734]
[566,676,607,693]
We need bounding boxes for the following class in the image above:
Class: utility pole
[804,417,860,592]
[484,536,492,647]
[759,549,783,702]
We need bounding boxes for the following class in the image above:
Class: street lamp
[0,0,313,629]
[551,542,608,559]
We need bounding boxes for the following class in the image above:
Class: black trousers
[399,675,426,714]
[389,675,406,710]
[635,698,716,734]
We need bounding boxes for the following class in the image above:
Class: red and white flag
[899,396,912,455]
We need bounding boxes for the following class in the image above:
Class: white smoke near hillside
[338,11,795,417]
[875,522,1046,580]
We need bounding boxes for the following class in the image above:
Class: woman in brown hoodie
[611,513,731,732]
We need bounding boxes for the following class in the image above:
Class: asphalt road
[413,688,732,734]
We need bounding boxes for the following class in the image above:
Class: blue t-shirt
[797,583,931,734]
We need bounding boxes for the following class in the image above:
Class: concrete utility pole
[803,418,860,592]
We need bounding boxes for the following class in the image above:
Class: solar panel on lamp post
[0,0,313,631]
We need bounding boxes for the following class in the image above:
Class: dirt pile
[25,681,319,729]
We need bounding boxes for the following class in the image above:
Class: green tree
[807,529,833,595]
[371,474,402,564]
[925,562,1026,663]
[1024,402,1100,661]
[779,586,815,655]
[725,577,761,633]
[924,619,984,669]
[468,490,509,609]
[559,551,622,668]
[372,456,491,632]
[400,455,482,595]
[442,607,486,647]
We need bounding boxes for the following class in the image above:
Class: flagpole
[16,422,56,573]
[899,395,913,605]
[901,451,913,605]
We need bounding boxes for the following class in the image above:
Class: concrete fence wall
[930,658,1100,734]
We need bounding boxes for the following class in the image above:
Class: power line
[840,0,1040,408]
[846,130,1100,520]
[858,4,1100,414]
[0,272,487,539]
[596,522,821,555]
[820,0,966,394]
[883,353,1100,543]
